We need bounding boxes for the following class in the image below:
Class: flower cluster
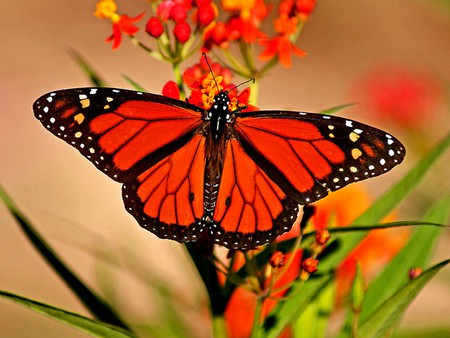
[94,0,317,102]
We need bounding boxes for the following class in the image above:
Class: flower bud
[162,81,180,100]
[174,21,191,43]
[269,251,286,268]
[170,3,188,22]
[409,267,422,280]
[197,3,217,27]
[145,17,164,38]
[315,229,330,246]
[302,257,318,274]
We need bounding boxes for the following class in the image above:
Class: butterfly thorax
[202,91,234,218]
[206,91,233,142]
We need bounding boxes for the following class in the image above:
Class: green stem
[249,80,259,106]
[129,36,164,61]
[212,315,228,338]
[172,62,186,99]
[220,49,251,78]
[250,296,264,338]
[239,40,256,74]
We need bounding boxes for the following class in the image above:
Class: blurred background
[0,0,449,337]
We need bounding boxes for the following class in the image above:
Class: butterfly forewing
[33,88,204,182]
[234,111,405,204]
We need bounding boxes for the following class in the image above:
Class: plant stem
[250,296,263,338]
[172,62,186,98]
[249,79,259,106]
[212,315,228,338]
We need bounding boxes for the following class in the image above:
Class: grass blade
[122,75,147,92]
[0,290,135,338]
[320,103,356,115]
[358,259,450,337]
[359,195,450,324]
[0,185,130,331]
[69,49,107,87]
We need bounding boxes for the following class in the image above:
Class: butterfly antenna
[228,78,255,93]
[202,52,221,93]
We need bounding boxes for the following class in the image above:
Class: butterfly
[33,86,405,250]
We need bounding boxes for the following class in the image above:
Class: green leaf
[357,259,450,338]
[351,262,365,312]
[0,290,135,338]
[0,185,130,331]
[261,274,334,338]
[70,49,107,87]
[293,281,335,338]
[320,103,356,115]
[359,195,450,324]
[122,75,147,92]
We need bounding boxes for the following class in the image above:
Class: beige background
[1,1,449,337]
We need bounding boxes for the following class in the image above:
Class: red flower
[173,21,192,43]
[157,0,175,21]
[94,0,144,49]
[295,0,317,20]
[226,16,266,43]
[351,65,442,130]
[221,0,269,43]
[203,21,229,50]
[146,17,164,38]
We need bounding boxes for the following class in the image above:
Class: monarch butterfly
[33,81,405,250]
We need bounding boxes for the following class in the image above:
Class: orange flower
[312,185,410,305]
[259,35,306,68]
[94,0,144,49]
[222,0,269,43]
[259,13,306,67]
[182,57,254,111]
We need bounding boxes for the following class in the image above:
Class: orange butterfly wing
[209,139,299,249]
[34,88,209,241]
[234,111,405,205]
[123,135,206,241]
[33,88,203,182]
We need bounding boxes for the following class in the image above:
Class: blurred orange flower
[312,184,410,305]
[224,184,409,336]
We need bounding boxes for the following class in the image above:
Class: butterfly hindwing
[122,135,206,242]
[234,111,405,204]
[33,88,204,182]
[209,139,299,250]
